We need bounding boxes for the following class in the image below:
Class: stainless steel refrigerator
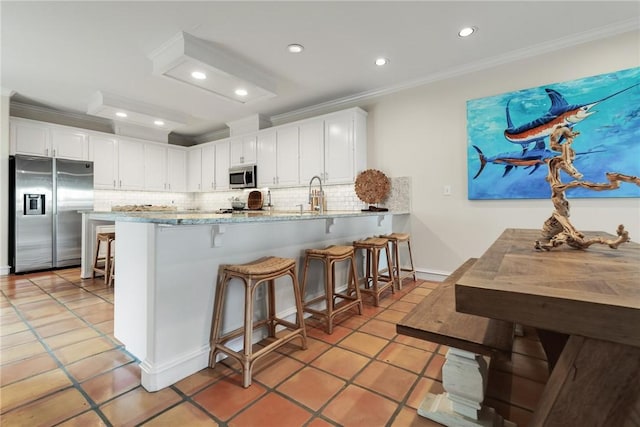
[9,155,94,273]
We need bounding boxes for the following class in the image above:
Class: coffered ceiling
[1,1,638,141]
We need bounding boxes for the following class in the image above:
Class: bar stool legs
[300,245,362,334]
[92,232,115,285]
[382,233,416,289]
[209,257,307,388]
[353,237,395,306]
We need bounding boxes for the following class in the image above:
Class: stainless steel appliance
[229,164,257,189]
[9,155,94,273]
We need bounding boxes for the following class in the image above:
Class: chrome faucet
[308,175,325,213]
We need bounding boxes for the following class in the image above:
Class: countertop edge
[83,210,409,225]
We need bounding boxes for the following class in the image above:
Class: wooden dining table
[455,228,640,426]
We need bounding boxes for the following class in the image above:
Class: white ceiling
[1,1,638,140]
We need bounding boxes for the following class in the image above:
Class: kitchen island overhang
[81,210,408,391]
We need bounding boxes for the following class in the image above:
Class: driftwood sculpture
[535,126,640,251]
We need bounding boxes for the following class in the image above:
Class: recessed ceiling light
[154,120,165,126]
[287,44,304,53]
[115,111,127,118]
[375,57,389,66]
[191,71,207,80]
[458,27,476,37]
[235,88,248,97]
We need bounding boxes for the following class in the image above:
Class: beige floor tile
[0,352,58,385]
[100,387,182,426]
[0,368,72,413]
[81,363,141,403]
[228,393,312,427]
[57,409,108,426]
[0,340,47,365]
[277,366,346,411]
[52,336,116,365]
[322,384,397,426]
[353,360,418,402]
[43,327,101,349]
[142,401,219,426]
[66,349,134,382]
[193,376,267,421]
[337,331,389,357]
[0,387,90,425]
[377,342,431,374]
[311,346,370,381]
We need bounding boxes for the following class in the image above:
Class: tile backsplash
[93,177,410,212]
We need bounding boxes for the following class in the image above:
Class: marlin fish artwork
[503,83,639,151]
[471,145,604,179]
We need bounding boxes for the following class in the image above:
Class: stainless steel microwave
[229,164,257,189]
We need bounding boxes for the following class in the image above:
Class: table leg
[418,347,516,427]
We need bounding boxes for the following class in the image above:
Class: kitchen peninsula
[81,209,408,391]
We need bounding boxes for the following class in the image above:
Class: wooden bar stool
[209,257,307,388]
[300,245,362,334]
[381,233,416,289]
[352,237,396,306]
[92,232,115,285]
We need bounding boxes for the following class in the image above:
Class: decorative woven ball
[355,169,391,204]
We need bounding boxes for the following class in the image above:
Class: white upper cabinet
[187,148,202,192]
[144,144,167,192]
[10,118,88,160]
[117,138,145,190]
[90,135,118,189]
[229,135,257,166]
[50,128,88,160]
[275,126,300,186]
[214,140,230,190]
[299,120,325,184]
[256,131,277,187]
[200,144,216,191]
[167,147,186,192]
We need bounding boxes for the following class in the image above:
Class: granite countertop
[85,209,408,225]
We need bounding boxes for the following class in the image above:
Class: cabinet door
[324,115,354,184]
[117,139,145,190]
[215,141,230,190]
[276,126,299,186]
[229,135,257,166]
[51,128,88,160]
[257,131,277,187]
[144,144,167,191]
[187,148,202,192]
[90,135,118,189]
[11,120,50,156]
[299,120,325,184]
[167,148,187,192]
[242,135,257,164]
[200,145,216,191]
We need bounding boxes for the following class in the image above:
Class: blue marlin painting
[467,67,640,200]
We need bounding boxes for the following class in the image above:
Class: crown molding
[10,100,113,128]
[271,18,639,125]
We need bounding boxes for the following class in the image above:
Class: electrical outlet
[443,185,452,196]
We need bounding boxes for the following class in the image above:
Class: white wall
[0,90,13,275]
[362,31,640,275]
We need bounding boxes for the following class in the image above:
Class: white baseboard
[140,345,210,392]
[0,265,10,276]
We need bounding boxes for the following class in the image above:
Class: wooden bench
[397,258,516,427]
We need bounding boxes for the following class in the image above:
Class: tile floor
[1,268,549,426]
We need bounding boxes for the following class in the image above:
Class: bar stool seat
[353,237,395,306]
[301,245,362,334]
[92,232,115,285]
[209,256,307,388]
[381,233,416,289]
